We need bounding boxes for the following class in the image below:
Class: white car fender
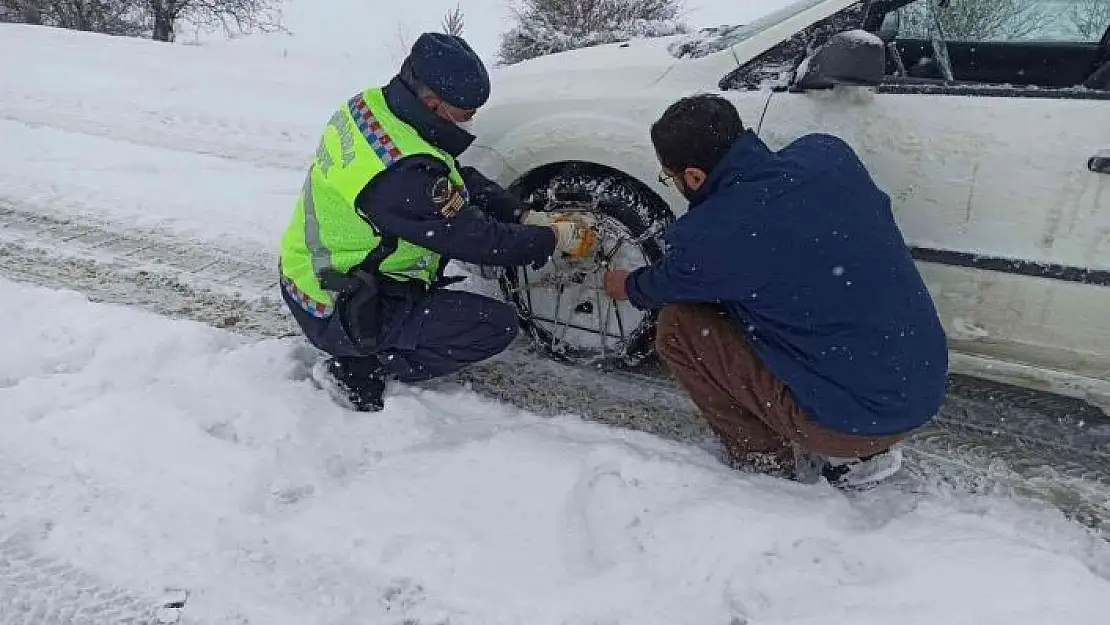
[469,110,685,213]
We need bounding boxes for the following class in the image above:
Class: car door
[748,0,1110,402]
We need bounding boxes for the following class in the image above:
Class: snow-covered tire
[500,163,675,369]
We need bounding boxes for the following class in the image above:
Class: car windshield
[668,0,831,59]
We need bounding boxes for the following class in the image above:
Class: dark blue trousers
[281,278,519,383]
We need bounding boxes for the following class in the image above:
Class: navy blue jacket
[626,131,948,436]
[354,77,556,269]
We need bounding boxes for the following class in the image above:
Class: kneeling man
[605,94,949,488]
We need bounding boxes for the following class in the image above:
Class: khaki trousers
[655,303,907,472]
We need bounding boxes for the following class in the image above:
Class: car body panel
[756,41,1110,407]
[923,263,1110,407]
[759,91,1109,271]
[463,90,773,200]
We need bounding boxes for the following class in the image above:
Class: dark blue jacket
[626,131,948,436]
[355,77,556,269]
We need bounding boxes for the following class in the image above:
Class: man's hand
[604,269,629,301]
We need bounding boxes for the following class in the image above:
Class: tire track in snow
[0,199,292,338]
[0,198,713,441]
[0,199,1108,531]
[0,534,190,625]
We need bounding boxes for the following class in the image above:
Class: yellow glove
[550,217,599,258]
[521,211,598,258]
[520,210,558,227]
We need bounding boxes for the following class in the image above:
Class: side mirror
[794,29,886,90]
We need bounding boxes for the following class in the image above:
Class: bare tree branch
[2,0,146,35]
[2,0,284,41]
[1066,0,1110,40]
[141,0,283,42]
[898,0,1053,41]
[442,2,464,37]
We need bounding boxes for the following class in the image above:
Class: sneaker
[789,448,828,485]
[311,356,387,412]
[820,446,904,490]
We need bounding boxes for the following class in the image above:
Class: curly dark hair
[649,93,744,174]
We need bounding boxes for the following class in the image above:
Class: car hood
[487,35,702,101]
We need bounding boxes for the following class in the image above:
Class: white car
[459,0,1110,408]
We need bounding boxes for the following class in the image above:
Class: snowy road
[2,191,1108,531]
[3,19,1110,625]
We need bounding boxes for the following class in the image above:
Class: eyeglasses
[658,169,677,187]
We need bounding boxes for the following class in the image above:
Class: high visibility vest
[278,87,469,316]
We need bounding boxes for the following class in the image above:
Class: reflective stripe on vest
[349,93,404,168]
[301,171,330,282]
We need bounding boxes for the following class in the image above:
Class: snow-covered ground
[3,1,1110,622]
[4,275,1110,624]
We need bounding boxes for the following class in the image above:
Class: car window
[880,0,1110,93]
[894,0,1108,43]
[717,1,869,91]
[669,0,834,60]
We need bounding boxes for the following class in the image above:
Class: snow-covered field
[4,276,1110,624]
[3,0,1110,622]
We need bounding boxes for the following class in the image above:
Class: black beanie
[406,32,491,109]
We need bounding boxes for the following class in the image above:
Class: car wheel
[501,162,675,370]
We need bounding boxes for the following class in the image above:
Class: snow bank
[2,276,1109,624]
[192,0,512,68]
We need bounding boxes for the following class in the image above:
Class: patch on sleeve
[428,175,465,218]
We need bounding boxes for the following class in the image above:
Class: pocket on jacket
[339,276,423,352]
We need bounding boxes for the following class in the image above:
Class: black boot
[313,356,387,412]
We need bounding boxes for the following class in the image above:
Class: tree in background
[0,0,282,42]
[898,0,1051,41]
[0,0,43,25]
[442,2,464,37]
[497,0,688,66]
[1,0,144,35]
[1066,0,1110,41]
[140,0,282,42]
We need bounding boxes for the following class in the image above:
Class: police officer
[278,32,596,411]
